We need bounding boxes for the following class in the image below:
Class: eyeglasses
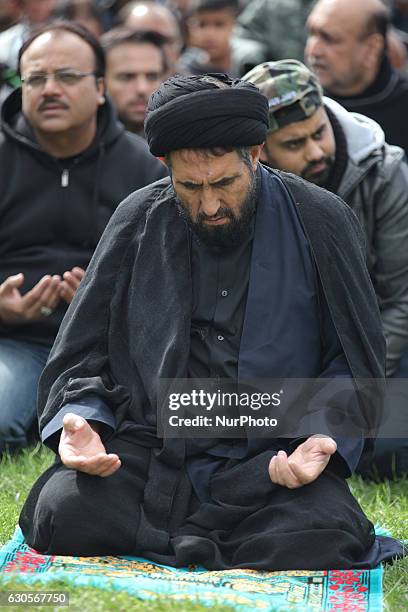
[21,70,97,88]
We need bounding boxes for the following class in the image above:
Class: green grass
[0,446,407,611]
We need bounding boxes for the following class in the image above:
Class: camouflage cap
[243,59,323,133]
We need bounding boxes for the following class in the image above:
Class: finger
[306,435,337,455]
[275,451,301,488]
[20,275,53,310]
[84,457,118,473]
[268,455,287,486]
[41,275,62,308]
[61,415,97,449]
[59,281,75,303]
[60,453,87,470]
[62,453,115,474]
[320,438,337,455]
[98,459,122,478]
[71,267,86,280]
[47,290,62,311]
[1,273,25,291]
[62,413,87,435]
[63,271,82,290]
[268,455,280,484]
[60,272,82,304]
[79,454,120,475]
[272,453,287,486]
[34,275,61,306]
[27,276,62,319]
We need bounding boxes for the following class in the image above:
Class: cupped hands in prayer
[0,267,86,325]
[0,273,61,323]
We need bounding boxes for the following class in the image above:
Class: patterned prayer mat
[0,527,383,611]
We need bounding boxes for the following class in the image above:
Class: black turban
[144,74,269,156]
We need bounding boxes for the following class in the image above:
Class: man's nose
[305,139,325,162]
[200,188,220,217]
[305,34,322,59]
[41,74,62,95]
[135,76,150,96]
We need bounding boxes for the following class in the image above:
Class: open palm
[59,413,121,477]
[269,436,337,488]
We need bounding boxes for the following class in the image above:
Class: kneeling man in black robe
[20,73,404,569]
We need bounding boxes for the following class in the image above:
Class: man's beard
[176,170,258,250]
[301,155,334,187]
[119,111,145,136]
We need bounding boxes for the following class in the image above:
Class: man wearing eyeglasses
[0,21,167,455]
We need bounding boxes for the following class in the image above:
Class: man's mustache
[127,98,147,106]
[308,58,328,70]
[302,159,328,174]
[38,98,69,111]
[197,207,235,223]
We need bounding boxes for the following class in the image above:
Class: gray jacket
[325,97,408,375]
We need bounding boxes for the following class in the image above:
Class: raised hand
[268,436,337,489]
[60,267,86,304]
[0,273,61,324]
[58,413,121,477]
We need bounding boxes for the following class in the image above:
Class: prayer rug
[0,527,383,611]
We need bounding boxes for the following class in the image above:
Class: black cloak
[20,166,395,569]
[37,167,385,447]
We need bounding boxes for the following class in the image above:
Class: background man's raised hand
[0,273,61,324]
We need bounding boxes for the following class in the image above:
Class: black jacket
[0,89,167,346]
[326,56,408,156]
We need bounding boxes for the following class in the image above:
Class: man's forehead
[271,109,328,140]
[126,9,178,38]
[21,32,94,69]
[308,0,369,35]
[107,42,163,67]
[171,149,243,178]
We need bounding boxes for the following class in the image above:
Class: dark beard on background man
[301,155,334,186]
[176,170,258,250]
[119,112,144,136]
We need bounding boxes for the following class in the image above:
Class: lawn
[0,445,407,611]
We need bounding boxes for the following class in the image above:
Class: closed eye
[211,177,236,188]
[179,181,202,191]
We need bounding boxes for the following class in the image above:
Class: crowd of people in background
[1,0,408,481]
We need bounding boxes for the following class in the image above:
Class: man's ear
[259,143,268,163]
[364,33,385,70]
[249,144,264,169]
[96,77,105,105]
[387,29,407,71]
